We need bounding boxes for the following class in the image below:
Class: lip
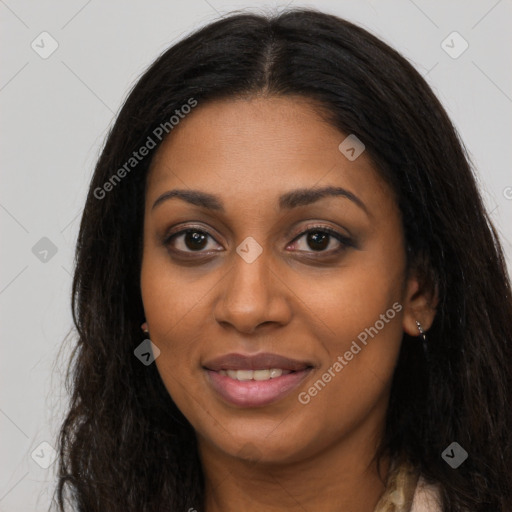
[205,367,313,408]
[203,352,313,372]
[203,352,314,408]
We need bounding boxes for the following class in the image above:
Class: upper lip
[203,352,313,372]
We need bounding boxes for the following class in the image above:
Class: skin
[140,95,437,512]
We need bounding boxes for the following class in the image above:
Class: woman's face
[140,95,426,465]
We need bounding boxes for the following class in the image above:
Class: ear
[402,269,439,337]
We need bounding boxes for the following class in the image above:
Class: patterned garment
[374,459,442,512]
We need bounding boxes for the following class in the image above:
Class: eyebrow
[151,186,368,215]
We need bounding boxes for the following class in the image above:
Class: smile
[218,368,291,380]
[202,352,315,407]
[204,367,313,407]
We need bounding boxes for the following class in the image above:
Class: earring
[141,322,149,335]
[415,320,428,356]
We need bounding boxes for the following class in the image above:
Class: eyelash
[162,224,354,258]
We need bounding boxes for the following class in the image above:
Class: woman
[52,8,512,512]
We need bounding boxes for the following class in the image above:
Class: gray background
[1,1,511,510]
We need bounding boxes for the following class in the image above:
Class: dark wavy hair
[51,7,512,512]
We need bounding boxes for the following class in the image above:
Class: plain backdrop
[1,1,511,510]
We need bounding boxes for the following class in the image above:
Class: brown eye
[183,230,208,251]
[164,228,221,253]
[306,231,330,251]
[290,226,354,254]
[163,224,354,259]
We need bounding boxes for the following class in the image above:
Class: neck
[199,420,390,512]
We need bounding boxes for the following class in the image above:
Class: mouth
[203,353,314,408]
[216,368,294,380]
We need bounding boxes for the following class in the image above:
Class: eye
[163,224,354,257]
[288,225,354,254]
[164,227,222,253]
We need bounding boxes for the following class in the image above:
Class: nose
[213,249,292,334]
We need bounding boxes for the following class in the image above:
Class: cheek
[300,278,403,407]
[293,269,404,444]
[295,238,406,398]
[298,247,405,346]
[140,242,216,334]
[140,251,216,407]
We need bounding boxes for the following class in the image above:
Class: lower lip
[205,368,312,408]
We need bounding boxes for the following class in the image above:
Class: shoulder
[410,475,443,512]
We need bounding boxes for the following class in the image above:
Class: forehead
[146,96,393,216]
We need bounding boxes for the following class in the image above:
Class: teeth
[253,369,270,380]
[218,368,291,381]
[235,370,253,381]
[269,368,282,379]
